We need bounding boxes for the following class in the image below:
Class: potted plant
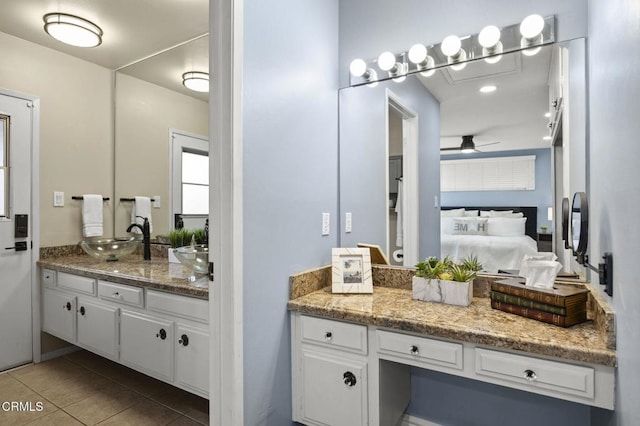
[168,229,194,263]
[540,225,549,234]
[412,256,480,306]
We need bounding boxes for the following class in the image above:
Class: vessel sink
[172,244,209,274]
[79,237,141,261]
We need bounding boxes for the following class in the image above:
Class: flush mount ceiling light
[43,13,103,47]
[182,72,209,92]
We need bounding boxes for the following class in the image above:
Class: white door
[0,93,34,371]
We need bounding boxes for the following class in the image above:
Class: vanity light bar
[349,15,555,87]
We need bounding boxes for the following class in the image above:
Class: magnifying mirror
[561,197,570,249]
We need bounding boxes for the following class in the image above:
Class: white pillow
[487,217,526,236]
[480,210,523,218]
[452,217,488,235]
[463,209,479,217]
[441,208,465,217]
[441,217,454,235]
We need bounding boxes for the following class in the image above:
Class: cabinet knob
[410,345,419,355]
[324,331,333,341]
[156,328,167,340]
[523,369,537,382]
[79,306,86,316]
[343,371,356,387]
[178,334,189,347]
[112,291,123,300]
[64,302,72,311]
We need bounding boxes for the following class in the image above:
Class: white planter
[168,248,180,264]
[412,276,473,307]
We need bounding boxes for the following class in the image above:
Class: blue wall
[242,0,339,424]
[441,148,553,231]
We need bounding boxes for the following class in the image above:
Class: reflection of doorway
[386,91,418,267]
[170,129,209,230]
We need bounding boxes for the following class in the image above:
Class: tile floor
[0,350,209,425]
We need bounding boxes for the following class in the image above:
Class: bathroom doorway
[0,90,39,371]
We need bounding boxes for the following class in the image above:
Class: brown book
[491,300,588,327]
[490,291,572,316]
[491,279,589,308]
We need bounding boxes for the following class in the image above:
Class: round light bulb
[392,76,407,83]
[349,59,367,77]
[484,54,502,64]
[520,14,544,39]
[441,35,461,57]
[420,69,436,77]
[450,62,467,71]
[377,51,396,71]
[408,44,427,64]
[522,46,541,56]
[478,25,501,48]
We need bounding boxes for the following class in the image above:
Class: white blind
[441,155,536,192]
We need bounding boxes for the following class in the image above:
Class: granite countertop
[38,251,208,299]
[288,266,616,367]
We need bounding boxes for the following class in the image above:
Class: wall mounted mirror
[114,35,209,239]
[571,191,588,263]
[562,196,571,249]
[339,38,586,272]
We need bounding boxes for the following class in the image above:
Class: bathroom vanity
[38,249,209,398]
[288,266,615,426]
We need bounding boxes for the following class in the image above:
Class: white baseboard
[398,413,442,426]
[40,345,80,362]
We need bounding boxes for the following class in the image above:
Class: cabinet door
[42,288,76,343]
[175,324,209,396]
[120,310,174,382]
[301,350,367,426]
[76,298,119,360]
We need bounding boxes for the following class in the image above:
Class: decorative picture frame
[331,247,373,294]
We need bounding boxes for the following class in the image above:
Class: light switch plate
[345,212,352,233]
[53,191,64,207]
[322,212,330,236]
[153,195,161,208]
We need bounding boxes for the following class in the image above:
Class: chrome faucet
[127,216,151,260]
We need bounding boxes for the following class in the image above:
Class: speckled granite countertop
[38,247,208,299]
[288,265,616,367]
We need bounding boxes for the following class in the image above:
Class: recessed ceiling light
[543,136,552,140]
[479,85,497,93]
[544,112,551,118]
[182,72,209,92]
[43,13,102,48]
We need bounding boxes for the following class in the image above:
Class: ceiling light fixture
[43,13,103,47]
[544,112,551,118]
[460,136,476,153]
[182,72,209,92]
[479,85,497,93]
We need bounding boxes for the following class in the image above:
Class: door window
[181,150,209,215]
[0,114,9,218]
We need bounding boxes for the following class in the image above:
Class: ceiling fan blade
[475,141,500,147]
[440,146,461,151]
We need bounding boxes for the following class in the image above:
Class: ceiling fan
[440,135,500,153]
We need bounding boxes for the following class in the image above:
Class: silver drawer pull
[524,369,537,382]
[410,345,419,355]
[324,331,333,341]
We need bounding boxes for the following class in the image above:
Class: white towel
[130,196,153,234]
[395,180,403,247]
[82,194,103,237]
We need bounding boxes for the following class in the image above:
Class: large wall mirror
[114,35,209,239]
[339,38,586,273]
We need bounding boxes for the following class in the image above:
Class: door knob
[324,331,333,341]
[410,345,419,355]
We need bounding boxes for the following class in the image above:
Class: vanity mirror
[114,35,209,239]
[339,38,586,271]
[571,191,588,263]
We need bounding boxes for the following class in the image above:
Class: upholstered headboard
[441,206,538,240]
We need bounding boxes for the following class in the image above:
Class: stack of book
[490,278,589,327]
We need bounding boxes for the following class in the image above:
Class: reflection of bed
[440,206,539,272]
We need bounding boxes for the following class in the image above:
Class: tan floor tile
[167,415,204,426]
[25,409,83,425]
[37,370,113,408]
[63,381,144,425]
[150,386,209,418]
[101,366,176,397]
[9,358,91,393]
[96,398,181,426]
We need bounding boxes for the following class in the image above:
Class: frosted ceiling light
[544,112,551,118]
[543,136,552,140]
[43,13,103,47]
[182,72,209,93]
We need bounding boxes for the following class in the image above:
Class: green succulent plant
[415,256,477,282]
[461,254,483,272]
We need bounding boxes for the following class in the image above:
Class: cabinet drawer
[301,315,367,355]
[98,281,144,308]
[475,348,595,399]
[377,330,463,371]
[57,272,96,296]
[147,290,208,324]
[41,269,56,287]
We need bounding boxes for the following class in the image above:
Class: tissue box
[490,278,589,327]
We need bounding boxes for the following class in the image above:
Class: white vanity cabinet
[40,268,209,398]
[292,314,369,426]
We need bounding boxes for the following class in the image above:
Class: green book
[490,291,569,315]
